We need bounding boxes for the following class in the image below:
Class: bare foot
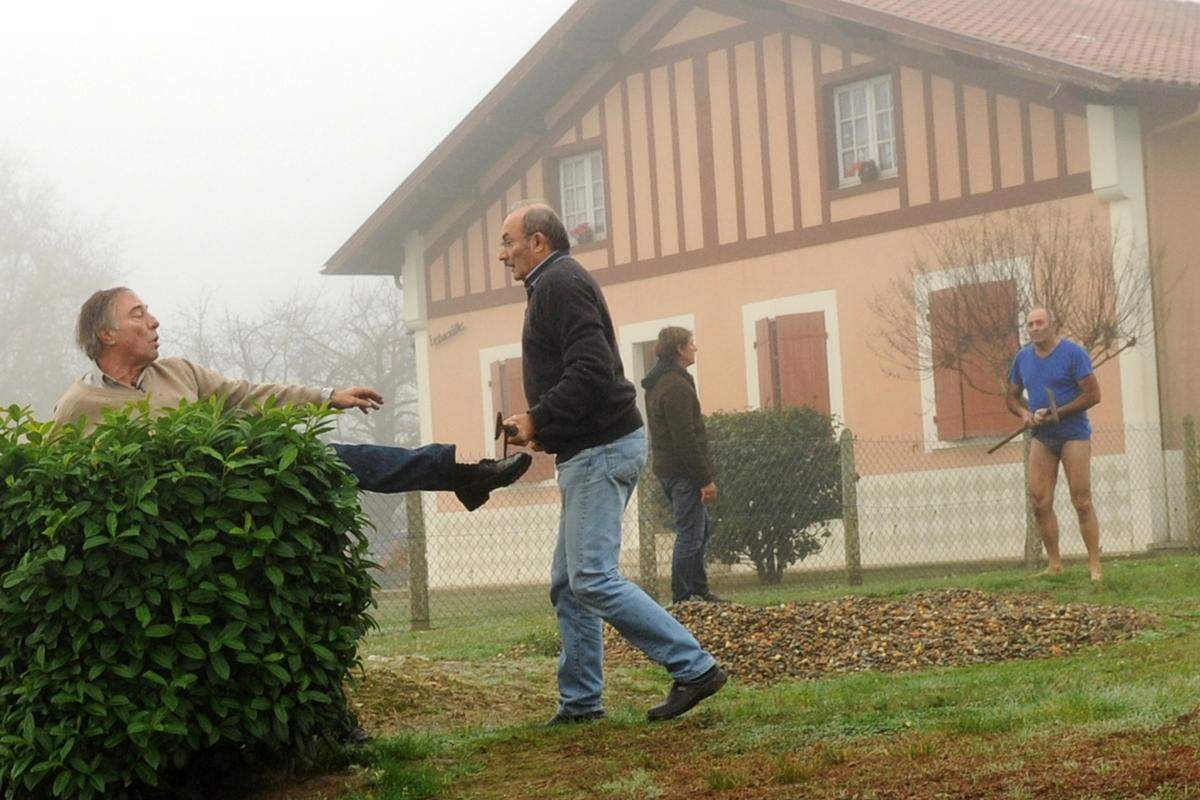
[1038,566,1063,577]
[1090,571,1103,583]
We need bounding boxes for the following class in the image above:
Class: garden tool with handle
[494,412,518,458]
[987,388,1060,454]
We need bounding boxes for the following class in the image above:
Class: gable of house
[415,0,1093,322]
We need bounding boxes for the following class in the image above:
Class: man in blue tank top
[1005,307,1103,581]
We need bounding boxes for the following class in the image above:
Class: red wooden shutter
[929,280,1018,440]
[497,357,556,482]
[774,312,831,415]
[754,317,778,409]
[929,287,967,441]
[960,280,1019,438]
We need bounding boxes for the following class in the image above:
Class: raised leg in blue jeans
[550,429,715,715]
[329,442,455,494]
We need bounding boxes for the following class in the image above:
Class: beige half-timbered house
[326,0,1200,586]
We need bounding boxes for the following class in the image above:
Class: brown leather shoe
[646,665,727,722]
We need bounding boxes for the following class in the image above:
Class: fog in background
[0,0,574,420]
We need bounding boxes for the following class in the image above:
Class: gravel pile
[604,589,1155,684]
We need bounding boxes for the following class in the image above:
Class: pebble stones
[604,589,1155,684]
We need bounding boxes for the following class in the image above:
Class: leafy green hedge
[0,401,376,799]
[706,406,841,583]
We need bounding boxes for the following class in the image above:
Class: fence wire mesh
[358,425,1197,640]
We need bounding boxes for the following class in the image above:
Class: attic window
[558,150,607,247]
[833,74,897,188]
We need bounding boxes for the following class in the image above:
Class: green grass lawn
[331,555,1200,800]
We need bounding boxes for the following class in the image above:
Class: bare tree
[0,154,120,416]
[168,280,418,447]
[870,205,1175,397]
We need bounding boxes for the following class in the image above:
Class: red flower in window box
[570,222,595,244]
[846,159,880,182]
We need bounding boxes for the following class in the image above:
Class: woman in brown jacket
[642,326,722,603]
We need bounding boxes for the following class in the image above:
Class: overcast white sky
[1,0,575,321]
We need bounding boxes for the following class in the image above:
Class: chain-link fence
[358,422,1199,638]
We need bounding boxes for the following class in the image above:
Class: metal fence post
[1185,415,1199,552]
[405,492,431,630]
[636,481,661,603]
[839,428,862,586]
[1022,434,1043,568]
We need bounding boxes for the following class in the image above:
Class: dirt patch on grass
[449,708,1200,800]
[605,589,1156,684]
[345,655,559,734]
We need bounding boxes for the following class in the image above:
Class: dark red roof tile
[825,0,1200,88]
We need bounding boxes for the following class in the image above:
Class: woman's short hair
[76,287,130,361]
[654,326,692,360]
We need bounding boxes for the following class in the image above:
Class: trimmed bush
[0,400,376,799]
[706,406,841,583]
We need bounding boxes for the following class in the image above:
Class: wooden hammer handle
[986,425,1027,454]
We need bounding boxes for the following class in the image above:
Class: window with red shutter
[490,357,557,482]
[754,312,831,415]
[928,280,1019,441]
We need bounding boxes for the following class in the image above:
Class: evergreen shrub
[706,406,841,583]
[0,401,376,798]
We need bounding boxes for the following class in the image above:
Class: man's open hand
[502,412,541,450]
[330,386,384,414]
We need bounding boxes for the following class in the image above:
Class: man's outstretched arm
[189,360,382,413]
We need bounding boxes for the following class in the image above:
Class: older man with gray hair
[55,287,531,510]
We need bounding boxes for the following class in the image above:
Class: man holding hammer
[499,202,725,724]
[1005,307,1103,581]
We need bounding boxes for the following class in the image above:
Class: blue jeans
[330,443,455,493]
[659,476,714,603]
[550,428,715,715]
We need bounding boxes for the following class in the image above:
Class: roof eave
[324,0,1200,277]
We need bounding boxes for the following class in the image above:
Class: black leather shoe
[547,709,606,726]
[646,665,727,722]
[700,592,728,603]
[453,453,533,511]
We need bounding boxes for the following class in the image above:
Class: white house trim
[478,342,523,458]
[740,290,844,423]
[1087,103,1171,543]
[618,312,698,392]
[912,258,1031,452]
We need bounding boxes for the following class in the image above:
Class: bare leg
[1060,440,1102,581]
[1027,438,1062,573]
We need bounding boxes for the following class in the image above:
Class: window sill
[829,175,900,200]
[571,238,608,255]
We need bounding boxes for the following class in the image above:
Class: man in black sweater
[501,203,725,724]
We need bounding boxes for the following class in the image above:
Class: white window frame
[914,259,1032,452]
[558,150,607,247]
[478,342,522,459]
[833,74,898,188]
[741,291,845,424]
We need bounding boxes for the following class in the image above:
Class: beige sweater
[53,357,324,433]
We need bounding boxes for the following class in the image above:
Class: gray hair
[76,287,130,361]
[510,200,571,252]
